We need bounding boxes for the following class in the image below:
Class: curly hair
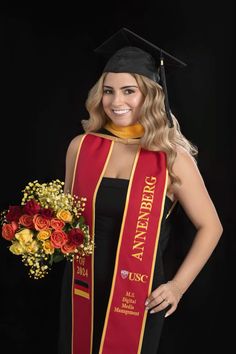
[81,72,198,186]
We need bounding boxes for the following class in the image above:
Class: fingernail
[145,300,149,306]
[165,313,169,318]
[150,310,154,314]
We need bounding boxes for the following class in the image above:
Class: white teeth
[113,109,130,115]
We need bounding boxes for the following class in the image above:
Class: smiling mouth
[112,109,131,115]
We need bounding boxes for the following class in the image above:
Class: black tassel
[159,51,174,128]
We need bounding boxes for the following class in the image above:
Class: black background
[0,2,234,353]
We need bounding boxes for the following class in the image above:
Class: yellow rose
[37,229,51,241]
[15,229,34,245]
[10,241,25,255]
[56,210,72,223]
[25,240,39,253]
[43,240,55,255]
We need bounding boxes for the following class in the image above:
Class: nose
[111,92,124,106]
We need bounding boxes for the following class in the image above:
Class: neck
[104,121,145,139]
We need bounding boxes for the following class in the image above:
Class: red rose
[33,214,50,231]
[2,223,17,240]
[40,208,54,218]
[23,199,41,215]
[50,218,65,230]
[6,205,23,222]
[19,214,34,228]
[68,228,84,246]
[50,230,68,248]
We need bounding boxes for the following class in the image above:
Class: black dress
[58,176,176,354]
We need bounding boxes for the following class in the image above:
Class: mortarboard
[94,27,187,128]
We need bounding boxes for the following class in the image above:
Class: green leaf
[52,254,65,263]
[79,216,85,223]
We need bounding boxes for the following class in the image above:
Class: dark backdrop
[0,2,234,354]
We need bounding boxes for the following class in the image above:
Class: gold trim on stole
[71,134,116,354]
[137,167,168,353]
[98,150,168,354]
[71,134,87,354]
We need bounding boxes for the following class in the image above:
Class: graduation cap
[94,27,187,128]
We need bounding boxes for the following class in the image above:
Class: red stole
[71,133,168,354]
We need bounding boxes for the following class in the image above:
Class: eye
[103,89,113,95]
[124,89,135,95]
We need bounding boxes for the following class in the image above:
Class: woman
[58,29,223,354]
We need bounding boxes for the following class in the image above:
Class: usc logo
[129,272,148,283]
[121,269,148,283]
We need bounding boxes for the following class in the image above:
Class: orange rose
[61,241,77,254]
[19,214,34,228]
[50,230,68,248]
[50,218,65,230]
[11,221,18,232]
[2,223,16,240]
[33,214,50,231]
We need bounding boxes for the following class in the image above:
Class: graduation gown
[58,128,178,354]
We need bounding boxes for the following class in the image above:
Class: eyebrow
[103,85,138,89]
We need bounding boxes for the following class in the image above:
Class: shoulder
[67,133,86,149]
[66,134,86,156]
[173,146,197,171]
[65,134,87,167]
[64,134,86,193]
[171,147,202,197]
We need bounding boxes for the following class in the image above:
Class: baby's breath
[1,179,93,280]
[21,179,86,217]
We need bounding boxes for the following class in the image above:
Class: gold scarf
[104,121,144,139]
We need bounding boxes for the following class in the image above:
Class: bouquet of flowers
[0,179,93,279]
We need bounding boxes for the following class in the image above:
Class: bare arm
[145,148,223,315]
[170,149,223,292]
[64,134,84,193]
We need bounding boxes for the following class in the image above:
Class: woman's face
[102,73,144,126]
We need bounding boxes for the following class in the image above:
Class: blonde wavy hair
[81,72,198,186]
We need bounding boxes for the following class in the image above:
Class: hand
[145,280,183,317]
